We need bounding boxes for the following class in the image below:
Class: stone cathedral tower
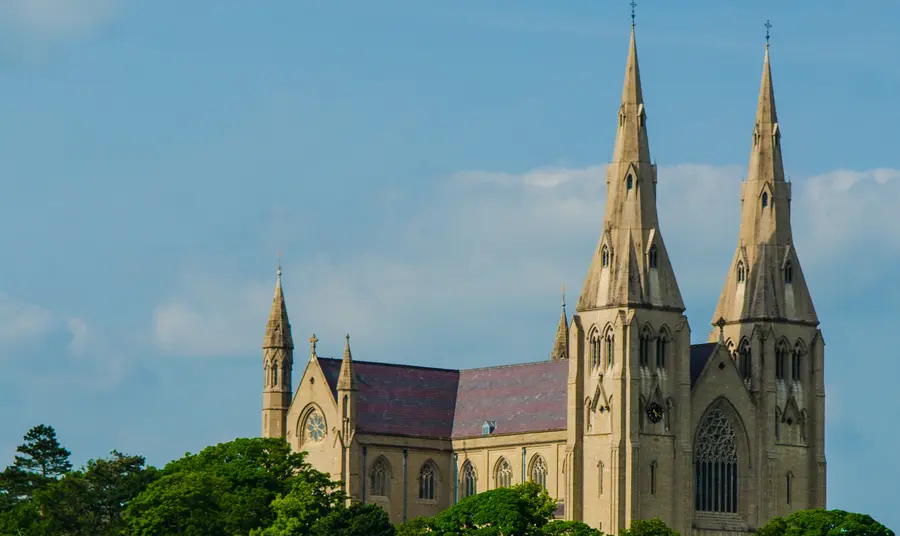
[262,267,294,439]
[709,43,826,517]
[567,27,694,532]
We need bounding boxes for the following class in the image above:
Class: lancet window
[495,458,513,488]
[461,461,477,498]
[530,456,548,490]
[370,457,390,497]
[656,331,667,370]
[419,461,436,501]
[639,329,651,368]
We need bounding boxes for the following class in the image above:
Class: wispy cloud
[152,163,900,359]
[0,294,54,346]
[0,0,118,50]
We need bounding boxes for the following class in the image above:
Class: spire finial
[561,283,567,308]
[765,20,772,48]
[309,333,318,357]
[276,251,282,280]
[630,0,637,29]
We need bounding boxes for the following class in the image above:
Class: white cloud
[0,294,54,346]
[152,164,900,358]
[0,0,118,44]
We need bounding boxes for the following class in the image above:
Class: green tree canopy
[432,481,558,535]
[0,424,72,505]
[396,516,436,536]
[620,518,679,536]
[308,502,395,536]
[756,509,894,536]
[250,470,347,536]
[123,437,337,536]
[543,519,605,535]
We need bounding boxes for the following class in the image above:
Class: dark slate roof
[317,357,568,439]
[690,343,719,388]
[318,357,460,438]
[452,360,568,438]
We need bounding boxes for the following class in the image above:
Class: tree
[543,520,605,535]
[250,472,347,536]
[755,509,894,536]
[620,518,679,536]
[432,481,558,535]
[0,425,72,503]
[36,451,158,536]
[123,437,339,536]
[396,516,436,536]
[308,503,395,536]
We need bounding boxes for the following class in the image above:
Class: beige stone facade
[258,31,825,536]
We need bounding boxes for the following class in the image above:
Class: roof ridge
[316,356,459,373]
[459,360,565,372]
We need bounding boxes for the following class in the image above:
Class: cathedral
[258,27,826,536]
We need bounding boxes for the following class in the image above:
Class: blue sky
[0,0,897,528]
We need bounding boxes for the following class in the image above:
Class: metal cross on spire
[765,20,772,48]
[630,0,637,28]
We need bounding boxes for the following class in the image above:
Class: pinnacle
[264,267,293,349]
[338,333,356,390]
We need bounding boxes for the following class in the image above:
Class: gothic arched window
[495,458,513,488]
[738,340,751,381]
[419,461,436,501]
[530,455,548,490]
[694,402,739,514]
[784,262,793,284]
[737,262,746,283]
[598,461,604,496]
[761,191,769,209]
[775,343,787,380]
[627,174,634,190]
[590,331,601,370]
[648,245,658,269]
[605,331,615,369]
[370,457,390,497]
[461,461,477,498]
[656,331,668,370]
[639,329,651,368]
[601,246,610,267]
[791,346,802,382]
[302,409,326,445]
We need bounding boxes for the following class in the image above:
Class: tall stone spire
[262,264,294,438]
[550,287,569,361]
[710,45,818,330]
[264,266,294,350]
[577,29,684,312]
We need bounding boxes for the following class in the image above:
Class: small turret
[262,264,294,438]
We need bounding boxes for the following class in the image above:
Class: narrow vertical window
[590,334,601,370]
[650,461,657,496]
[785,472,792,505]
[784,262,793,284]
[762,192,769,208]
[648,245,658,269]
[419,462,436,500]
[371,457,389,497]
[598,461,604,496]
[601,246,610,267]
[530,456,548,490]
[639,332,649,367]
[495,458,513,488]
[273,366,278,386]
[775,346,786,380]
[738,341,752,380]
[605,332,614,369]
[792,349,802,382]
[656,334,667,370]
[462,461,477,498]
[626,174,634,190]
[737,262,746,283]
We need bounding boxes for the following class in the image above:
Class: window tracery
[530,456,548,490]
[495,458,513,488]
[419,461,436,501]
[461,461,477,498]
[302,410,326,444]
[694,403,739,514]
[371,457,389,497]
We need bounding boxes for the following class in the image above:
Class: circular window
[304,411,326,443]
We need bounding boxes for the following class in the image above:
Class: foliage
[250,473,348,536]
[308,502,396,536]
[543,519,604,535]
[36,451,158,536]
[432,481,558,535]
[755,509,894,536]
[0,425,72,504]
[396,516,436,536]
[123,437,337,536]
[620,518,679,536]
